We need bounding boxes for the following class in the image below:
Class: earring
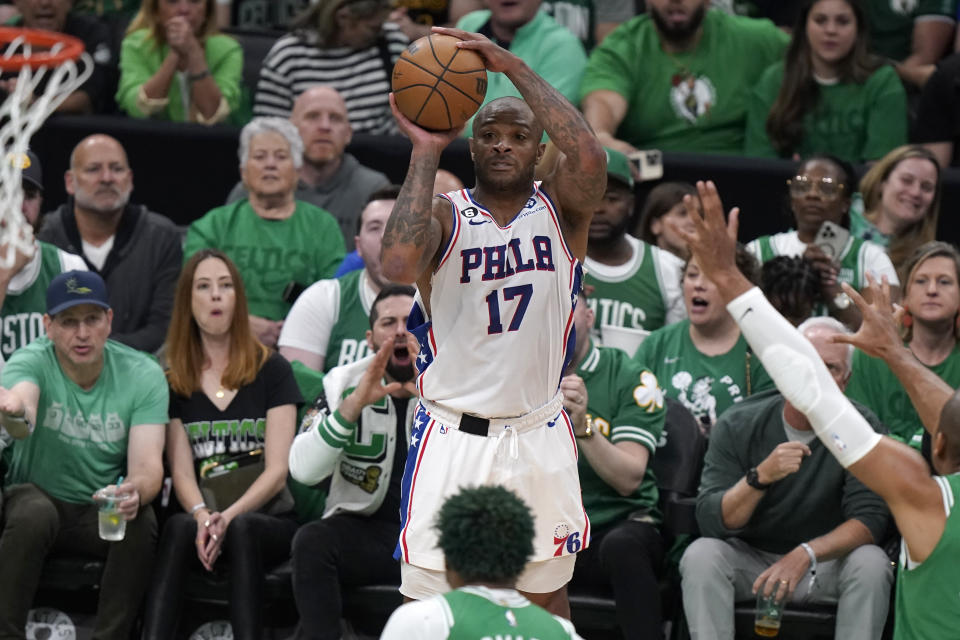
[901,304,912,328]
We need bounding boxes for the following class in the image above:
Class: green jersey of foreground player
[380,485,584,640]
[678,180,960,640]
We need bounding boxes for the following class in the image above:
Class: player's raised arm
[435,28,607,244]
[381,96,462,285]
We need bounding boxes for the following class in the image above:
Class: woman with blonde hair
[846,241,960,453]
[117,0,243,124]
[142,249,301,640]
[852,145,941,271]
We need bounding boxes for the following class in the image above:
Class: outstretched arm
[380,95,461,285]
[833,275,953,439]
[672,181,947,564]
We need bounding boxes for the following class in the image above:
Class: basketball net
[0,29,91,270]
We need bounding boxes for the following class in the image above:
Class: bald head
[471,97,542,140]
[798,318,853,388]
[291,86,352,166]
[70,135,128,171]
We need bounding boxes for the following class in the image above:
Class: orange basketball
[392,34,487,131]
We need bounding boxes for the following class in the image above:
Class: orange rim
[0,27,84,71]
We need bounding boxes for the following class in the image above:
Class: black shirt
[913,53,960,166]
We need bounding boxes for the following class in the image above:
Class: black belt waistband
[459,413,490,436]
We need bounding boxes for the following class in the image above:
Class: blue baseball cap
[46,271,110,316]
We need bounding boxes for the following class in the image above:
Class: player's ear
[365,329,374,351]
[536,141,546,165]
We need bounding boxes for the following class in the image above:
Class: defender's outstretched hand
[670,181,750,302]
[830,275,902,359]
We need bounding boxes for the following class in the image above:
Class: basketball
[391,34,487,131]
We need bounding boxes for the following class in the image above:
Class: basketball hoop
[0,27,92,269]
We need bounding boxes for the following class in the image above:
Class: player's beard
[650,3,706,46]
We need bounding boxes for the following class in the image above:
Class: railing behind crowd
[30,115,960,247]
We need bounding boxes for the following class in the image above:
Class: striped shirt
[253,23,408,134]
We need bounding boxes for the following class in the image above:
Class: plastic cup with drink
[94,476,130,542]
[754,587,786,637]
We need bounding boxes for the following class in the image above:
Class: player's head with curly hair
[436,485,534,587]
[761,255,822,327]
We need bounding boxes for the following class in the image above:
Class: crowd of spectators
[2,0,960,638]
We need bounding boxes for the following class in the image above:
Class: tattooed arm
[434,27,607,259]
[380,95,461,285]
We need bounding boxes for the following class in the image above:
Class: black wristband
[746,466,771,490]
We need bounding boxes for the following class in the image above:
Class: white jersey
[410,183,581,418]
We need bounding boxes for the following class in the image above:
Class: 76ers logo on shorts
[553,523,582,557]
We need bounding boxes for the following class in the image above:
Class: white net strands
[0,31,91,269]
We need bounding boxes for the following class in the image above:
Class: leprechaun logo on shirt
[890,0,918,14]
[669,72,716,123]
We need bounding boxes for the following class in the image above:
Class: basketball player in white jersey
[381,27,607,616]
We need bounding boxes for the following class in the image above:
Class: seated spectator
[680,317,893,640]
[227,86,391,250]
[635,181,697,260]
[746,154,900,327]
[38,134,183,353]
[390,0,483,41]
[562,290,667,639]
[117,0,244,125]
[0,270,167,640]
[634,248,773,434]
[0,151,87,359]
[846,241,960,451]
[914,53,960,168]
[580,1,788,156]
[852,145,941,271]
[184,118,345,348]
[760,255,822,327]
[142,249,300,640]
[380,485,584,639]
[864,0,955,88]
[6,0,115,113]
[287,285,419,640]
[279,186,398,373]
[745,0,907,164]
[253,0,407,134]
[542,0,639,49]
[454,0,587,135]
[584,148,685,333]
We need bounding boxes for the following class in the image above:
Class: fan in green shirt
[581,5,787,155]
[745,0,906,164]
[184,118,345,342]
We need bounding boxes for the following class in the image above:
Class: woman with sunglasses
[744,0,906,163]
[746,155,899,328]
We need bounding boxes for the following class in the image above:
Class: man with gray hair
[680,316,893,640]
[38,134,183,353]
[184,117,345,347]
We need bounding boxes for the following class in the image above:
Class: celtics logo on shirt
[26,608,76,640]
[671,371,718,427]
[890,0,918,14]
[670,72,716,123]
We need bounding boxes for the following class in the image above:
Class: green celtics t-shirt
[184,200,345,321]
[1,242,86,358]
[745,61,907,163]
[634,320,773,431]
[580,9,788,153]
[2,338,168,504]
[579,341,665,529]
[846,344,960,450]
[584,236,685,332]
[865,0,957,62]
[325,269,375,371]
[894,474,960,640]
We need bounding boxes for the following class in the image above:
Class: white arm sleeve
[380,598,452,639]
[727,287,882,468]
[278,279,339,354]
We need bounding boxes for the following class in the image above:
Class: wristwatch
[746,467,771,490]
[187,68,211,82]
[576,415,594,439]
